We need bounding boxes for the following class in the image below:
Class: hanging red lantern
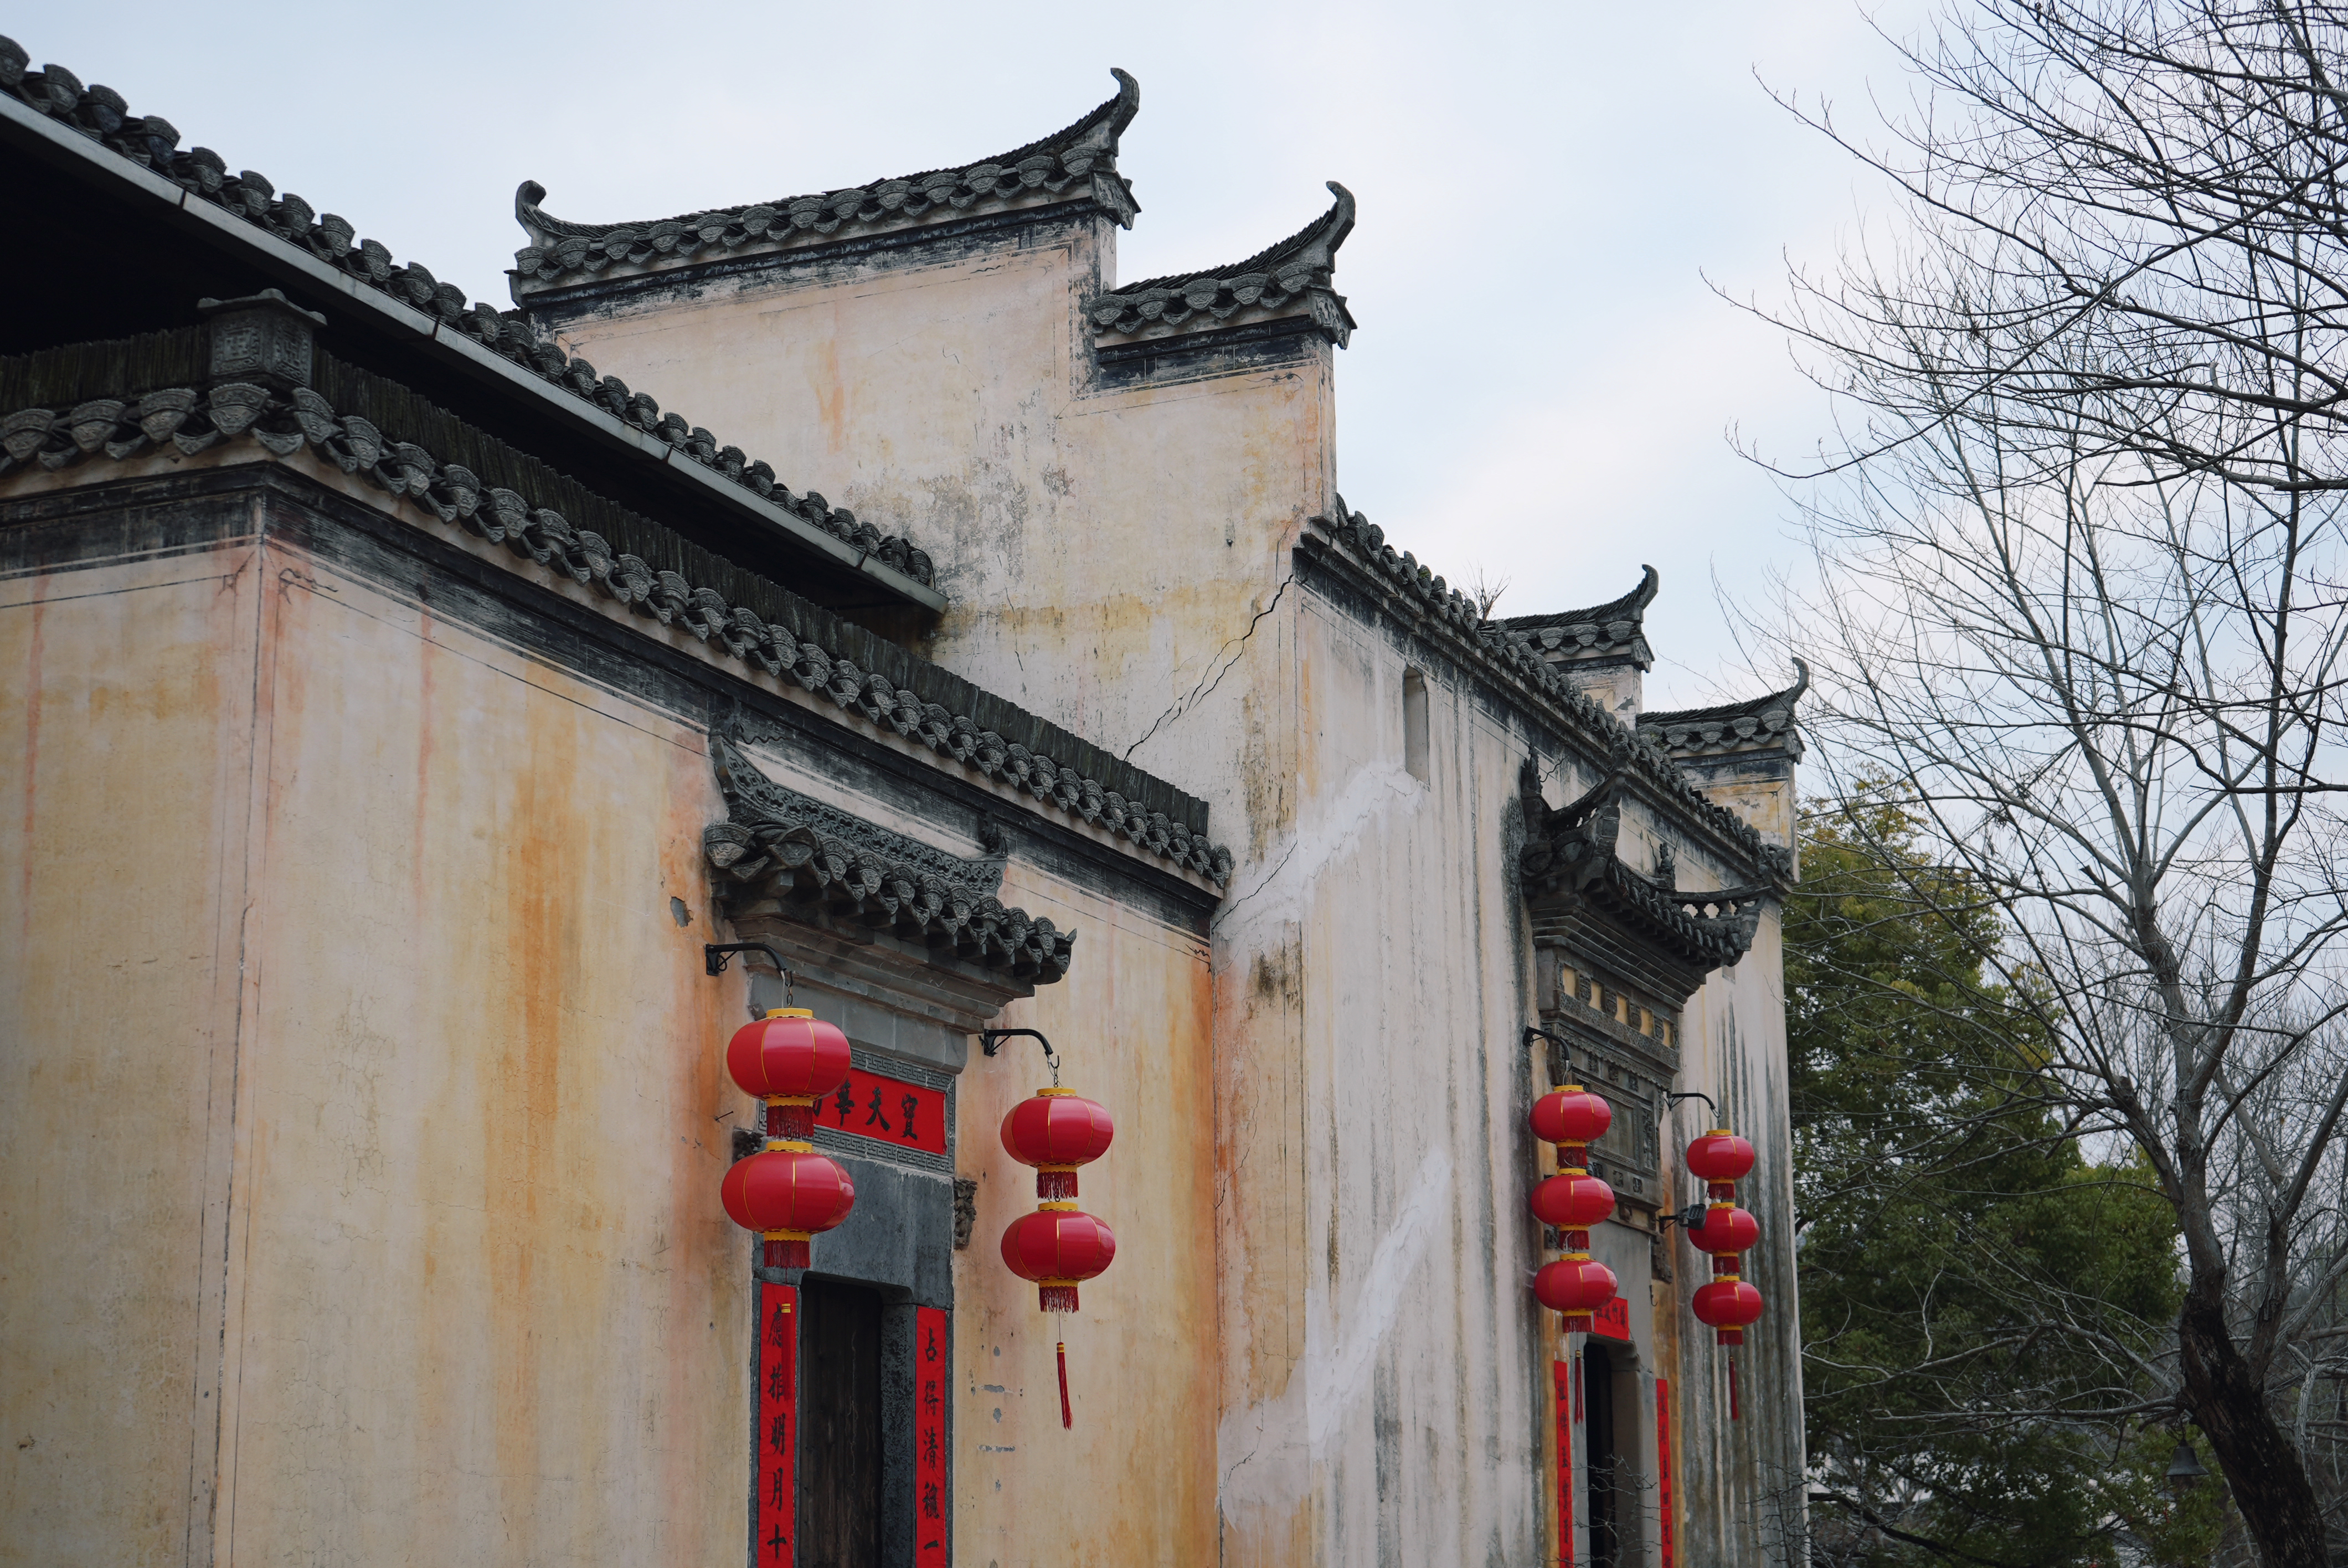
[1528,1169,1616,1232]
[1532,1085,1613,1152]
[1535,1254,1619,1333]
[1683,1127,1763,1348]
[1526,1068,1619,1330]
[1001,1206,1118,1313]
[1691,1277,1764,1345]
[1687,1203,1758,1272]
[1685,1129,1755,1197]
[1001,1088,1115,1200]
[718,1007,858,1267]
[994,1045,1118,1431]
[728,1007,852,1138]
[722,1145,857,1270]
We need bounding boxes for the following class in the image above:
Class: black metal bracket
[704,942,793,1006]
[1656,1202,1709,1232]
[1523,1026,1575,1081]
[1663,1089,1719,1118]
[980,1028,1060,1086]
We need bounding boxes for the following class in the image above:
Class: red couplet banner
[1656,1377,1676,1568]
[1591,1294,1630,1342]
[915,1306,949,1567]
[756,1281,798,1567]
[1553,1359,1575,1567]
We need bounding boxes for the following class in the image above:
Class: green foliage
[1793,798,2184,1567]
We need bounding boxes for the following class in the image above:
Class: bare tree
[1757,5,2348,1564]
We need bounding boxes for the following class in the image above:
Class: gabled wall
[515,172,1805,1568]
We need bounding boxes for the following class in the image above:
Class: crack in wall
[1122,574,1293,762]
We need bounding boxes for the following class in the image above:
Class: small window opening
[1402,668,1430,783]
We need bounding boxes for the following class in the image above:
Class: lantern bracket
[1523,1026,1576,1081]
[704,942,794,1005]
[1662,1089,1719,1118]
[1657,1203,1710,1232]
[980,1028,1060,1086]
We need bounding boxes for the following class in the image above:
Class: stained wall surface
[2,457,1222,1567]
[528,199,1806,1567]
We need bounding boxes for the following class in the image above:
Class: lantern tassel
[1057,1340,1073,1430]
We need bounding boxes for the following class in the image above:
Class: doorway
[801,1279,884,1567]
[1583,1340,1621,1568]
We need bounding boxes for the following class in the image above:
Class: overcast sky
[20,1,1932,709]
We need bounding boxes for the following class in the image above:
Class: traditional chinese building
[1,41,1807,1568]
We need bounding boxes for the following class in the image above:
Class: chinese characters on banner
[813,1067,949,1157]
[915,1306,949,1567]
[1553,1359,1575,1568]
[1590,1293,1630,1342]
[756,1282,797,1567]
[1655,1377,1675,1568]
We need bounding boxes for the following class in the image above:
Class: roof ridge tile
[0,377,1233,886]
[1091,183,1358,347]
[510,70,1141,291]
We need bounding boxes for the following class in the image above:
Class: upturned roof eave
[510,69,1143,293]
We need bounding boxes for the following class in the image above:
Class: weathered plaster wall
[1205,591,1551,1567]
[946,863,1219,1567]
[529,217,1329,780]
[0,497,759,1565]
[2,528,263,1566]
[522,203,1803,1567]
[214,523,750,1567]
[5,453,1231,1566]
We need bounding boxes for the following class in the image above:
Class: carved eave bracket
[1517,767,1768,1009]
[702,737,1076,988]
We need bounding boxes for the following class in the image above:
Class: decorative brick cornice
[1496,566,1658,672]
[1091,183,1356,348]
[510,70,1141,296]
[0,34,935,589]
[1299,504,1780,881]
[1638,661,1808,762]
[704,736,1078,986]
[0,377,1234,888]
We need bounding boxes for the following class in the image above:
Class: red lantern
[1532,1086,1613,1151]
[722,1146,857,1270]
[1001,1206,1118,1313]
[1535,1255,1619,1333]
[1685,1129,1755,1198]
[1528,1170,1616,1232]
[1682,1127,1764,1350]
[1692,1277,1764,1345]
[998,1063,1118,1431]
[1001,1088,1115,1200]
[1687,1203,1758,1268]
[728,1008,852,1138]
[1526,1074,1618,1328]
